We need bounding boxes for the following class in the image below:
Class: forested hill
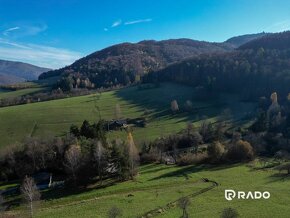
[239,31,290,50]
[224,32,269,48]
[39,39,232,87]
[38,32,276,92]
[143,49,290,101]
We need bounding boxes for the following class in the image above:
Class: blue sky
[0,0,290,68]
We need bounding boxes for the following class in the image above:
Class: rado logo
[225,189,270,201]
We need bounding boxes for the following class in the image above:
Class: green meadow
[1,82,287,218]
[0,87,46,99]
[0,83,254,148]
[11,163,286,217]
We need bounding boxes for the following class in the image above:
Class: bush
[108,206,122,218]
[177,153,208,166]
[207,141,225,162]
[140,152,159,164]
[221,207,239,218]
[275,163,290,174]
[227,140,254,162]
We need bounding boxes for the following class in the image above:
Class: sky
[0,0,290,69]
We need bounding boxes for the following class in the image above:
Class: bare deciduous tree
[207,141,225,161]
[115,104,122,119]
[0,194,5,215]
[64,145,82,184]
[186,122,194,137]
[21,176,41,218]
[171,100,179,113]
[94,141,106,184]
[178,196,190,218]
[127,132,139,179]
[199,120,214,142]
[184,100,193,111]
[25,138,38,171]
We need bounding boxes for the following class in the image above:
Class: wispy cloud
[124,18,152,25]
[266,20,290,32]
[105,18,152,31]
[2,22,47,38]
[0,39,82,69]
[0,38,30,49]
[111,20,122,28]
[3,27,20,36]
[24,23,47,36]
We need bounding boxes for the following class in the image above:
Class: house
[107,119,127,130]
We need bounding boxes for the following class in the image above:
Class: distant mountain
[239,31,290,50]
[224,32,269,48]
[0,73,26,85]
[0,60,51,85]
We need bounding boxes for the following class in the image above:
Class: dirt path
[138,178,219,218]
[39,179,203,211]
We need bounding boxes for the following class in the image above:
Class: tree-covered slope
[39,39,234,89]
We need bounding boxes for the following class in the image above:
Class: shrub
[227,140,254,162]
[207,141,225,162]
[140,152,159,164]
[221,207,239,218]
[108,206,122,218]
[177,153,208,166]
[275,163,290,174]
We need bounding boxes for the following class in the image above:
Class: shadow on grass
[139,164,159,171]
[140,165,172,175]
[5,177,130,209]
[41,178,118,202]
[266,172,290,184]
[4,194,22,210]
[113,83,221,123]
[148,163,243,181]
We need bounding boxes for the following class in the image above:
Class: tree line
[0,120,139,184]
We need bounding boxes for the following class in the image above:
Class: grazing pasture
[2,163,287,217]
[0,83,255,148]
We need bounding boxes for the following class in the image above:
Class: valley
[1,3,290,217]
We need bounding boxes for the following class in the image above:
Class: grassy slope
[0,77,58,99]
[0,87,46,99]
[1,82,285,217]
[0,83,255,148]
[30,163,290,218]
[0,83,254,148]
[159,164,290,218]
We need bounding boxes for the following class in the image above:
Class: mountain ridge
[39,33,268,87]
[239,31,290,50]
[0,59,51,85]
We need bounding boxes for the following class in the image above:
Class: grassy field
[0,83,255,148]
[3,163,287,217]
[1,82,286,217]
[0,87,46,99]
[0,77,58,99]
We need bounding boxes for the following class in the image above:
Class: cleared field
[0,83,255,148]
[12,163,287,217]
[0,77,58,99]
[0,87,46,99]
